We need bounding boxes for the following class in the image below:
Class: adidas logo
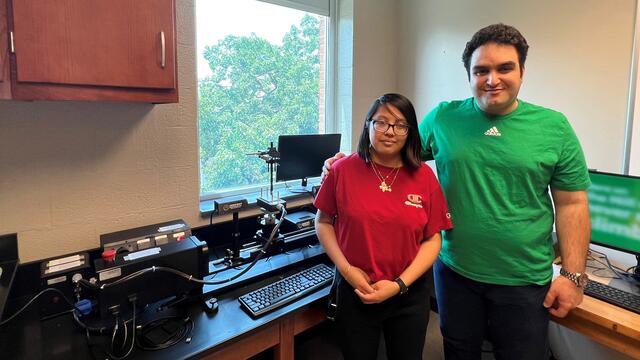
[484,126,501,136]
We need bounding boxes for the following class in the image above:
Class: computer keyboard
[239,263,334,317]
[584,280,640,314]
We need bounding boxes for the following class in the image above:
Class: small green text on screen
[588,172,640,254]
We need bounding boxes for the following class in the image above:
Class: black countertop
[0,247,331,360]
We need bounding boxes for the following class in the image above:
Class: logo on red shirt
[405,194,423,208]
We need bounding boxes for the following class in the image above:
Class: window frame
[197,0,339,202]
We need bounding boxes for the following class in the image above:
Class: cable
[2,287,145,359]
[591,268,620,279]
[110,316,121,353]
[586,254,622,279]
[136,316,194,351]
[0,288,75,327]
[121,316,128,351]
[586,253,622,279]
[79,206,288,289]
[193,205,286,284]
[72,308,112,333]
[0,286,112,339]
[588,248,628,279]
[108,302,136,360]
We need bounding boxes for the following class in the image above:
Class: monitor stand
[286,178,311,194]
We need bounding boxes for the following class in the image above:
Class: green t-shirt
[419,98,591,285]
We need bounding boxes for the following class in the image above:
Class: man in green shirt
[420,24,590,359]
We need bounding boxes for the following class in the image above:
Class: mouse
[203,297,219,314]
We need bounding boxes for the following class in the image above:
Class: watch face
[577,273,589,287]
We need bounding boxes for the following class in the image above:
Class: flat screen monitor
[588,170,640,255]
[276,134,341,184]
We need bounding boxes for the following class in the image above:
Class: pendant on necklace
[379,181,392,192]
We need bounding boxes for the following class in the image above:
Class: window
[196,0,335,198]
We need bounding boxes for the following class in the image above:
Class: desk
[551,262,640,359]
[0,291,330,360]
[551,295,640,359]
[200,303,327,359]
[0,255,332,360]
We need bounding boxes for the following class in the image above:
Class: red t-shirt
[314,154,453,282]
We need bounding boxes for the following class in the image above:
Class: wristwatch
[559,268,589,288]
[394,277,409,295]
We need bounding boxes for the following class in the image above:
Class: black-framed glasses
[369,119,411,136]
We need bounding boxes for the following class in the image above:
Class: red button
[176,235,185,241]
[102,249,116,261]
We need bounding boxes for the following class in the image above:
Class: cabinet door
[10,0,177,100]
[0,0,10,99]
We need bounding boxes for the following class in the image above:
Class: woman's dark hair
[462,23,529,80]
[356,93,422,169]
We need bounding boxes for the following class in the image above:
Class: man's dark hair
[462,23,529,79]
[356,93,422,169]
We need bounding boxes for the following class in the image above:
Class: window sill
[199,183,320,223]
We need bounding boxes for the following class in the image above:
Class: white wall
[397,0,635,174]
[628,0,640,176]
[351,0,399,149]
[631,39,640,175]
[632,115,640,175]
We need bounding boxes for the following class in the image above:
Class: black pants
[331,273,430,360]
[434,259,551,360]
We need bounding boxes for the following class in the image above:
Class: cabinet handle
[160,31,166,69]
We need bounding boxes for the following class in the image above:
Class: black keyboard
[239,263,334,317]
[584,280,640,314]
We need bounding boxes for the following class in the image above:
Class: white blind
[258,0,330,16]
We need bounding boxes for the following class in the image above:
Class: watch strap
[559,268,588,288]
[394,277,408,295]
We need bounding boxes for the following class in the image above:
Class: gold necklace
[371,161,400,192]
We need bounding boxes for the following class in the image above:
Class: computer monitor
[276,134,341,186]
[588,170,640,255]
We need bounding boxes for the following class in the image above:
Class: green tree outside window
[199,14,322,195]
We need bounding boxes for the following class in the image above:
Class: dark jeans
[433,259,550,360]
[331,273,430,360]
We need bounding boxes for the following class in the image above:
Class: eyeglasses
[369,119,411,136]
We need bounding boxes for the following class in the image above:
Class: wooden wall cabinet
[3,0,178,103]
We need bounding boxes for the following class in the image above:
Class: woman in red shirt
[314,93,452,359]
